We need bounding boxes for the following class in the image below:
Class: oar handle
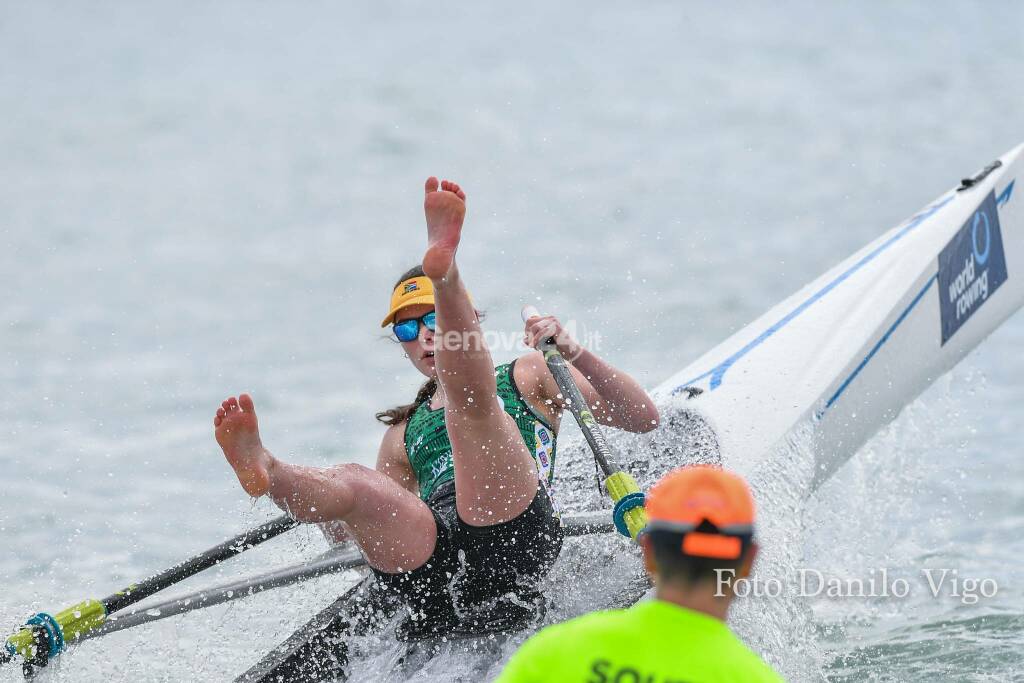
[521,305,559,352]
[521,306,647,539]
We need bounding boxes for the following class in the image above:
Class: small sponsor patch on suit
[533,423,560,516]
[534,424,554,480]
[937,191,1008,345]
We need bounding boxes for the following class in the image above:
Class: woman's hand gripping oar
[2,514,298,676]
[521,306,647,539]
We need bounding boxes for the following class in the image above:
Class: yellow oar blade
[5,599,107,664]
[6,628,35,662]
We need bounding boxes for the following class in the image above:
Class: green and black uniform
[496,600,785,682]
[373,360,564,625]
[405,361,558,501]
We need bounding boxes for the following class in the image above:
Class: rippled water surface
[2,2,1022,681]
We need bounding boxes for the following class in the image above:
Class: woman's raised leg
[214,394,436,573]
[422,178,540,526]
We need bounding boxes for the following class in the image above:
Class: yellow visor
[381,276,435,327]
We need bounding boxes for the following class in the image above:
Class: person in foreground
[213,178,660,638]
[496,465,784,682]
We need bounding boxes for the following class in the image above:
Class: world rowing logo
[937,190,1008,345]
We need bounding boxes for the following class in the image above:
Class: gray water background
[1,2,1023,681]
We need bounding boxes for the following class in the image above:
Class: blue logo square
[937,191,1008,345]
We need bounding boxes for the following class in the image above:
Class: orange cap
[645,465,755,559]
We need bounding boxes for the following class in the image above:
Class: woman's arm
[521,314,660,433]
[375,423,419,494]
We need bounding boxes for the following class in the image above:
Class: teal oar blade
[522,306,648,539]
[4,514,298,672]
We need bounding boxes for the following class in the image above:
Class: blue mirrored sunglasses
[392,311,436,342]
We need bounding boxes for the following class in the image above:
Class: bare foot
[422,177,466,280]
[214,394,273,497]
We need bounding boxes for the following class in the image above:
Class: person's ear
[738,542,758,579]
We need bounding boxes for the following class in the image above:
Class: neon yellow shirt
[495,600,784,683]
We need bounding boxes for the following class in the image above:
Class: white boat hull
[653,144,1023,488]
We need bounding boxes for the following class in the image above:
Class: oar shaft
[522,305,625,475]
[522,306,647,539]
[537,344,617,476]
[101,514,298,613]
[90,547,366,639]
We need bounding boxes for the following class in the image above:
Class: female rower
[213,178,659,636]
